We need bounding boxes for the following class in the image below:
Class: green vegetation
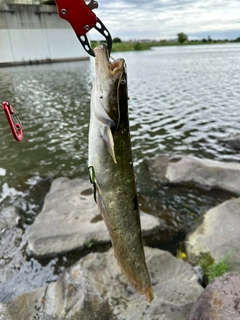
[84,240,93,249]
[199,250,235,284]
[206,258,229,283]
[177,32,188,43]
[91,34,240,53]
[112,37,122,43]
[112,41,152,52]
[91,40,152,52]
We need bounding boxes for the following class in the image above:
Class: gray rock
[27,177,163,257]
[219,134,240,150]
[0,247,204,320]
[186,197,240,269]
[148,155,240,195]
[188,272,240,320]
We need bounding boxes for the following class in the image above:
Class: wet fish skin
[88,44,154,302]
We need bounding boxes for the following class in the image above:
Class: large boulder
[147,155,240,195]
[27,177,165,257]
[188,272,240,320]
[0,247,204,320]
[186,197,240,269]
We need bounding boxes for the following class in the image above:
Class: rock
[0,207,19,232]
[0,247,204,320]
[147,155,240,195]
[186,197,240,270]
[219,134,240,150]
[188,272,240,320]
[27,177,164,257]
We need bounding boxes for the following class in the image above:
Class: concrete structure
[0,1,89,66]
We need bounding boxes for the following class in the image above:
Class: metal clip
[54,0,112,57]
[2,101,23,142]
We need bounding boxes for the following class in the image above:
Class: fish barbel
[88,44,154,302]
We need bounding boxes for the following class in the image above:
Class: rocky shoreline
[1,154,240,319]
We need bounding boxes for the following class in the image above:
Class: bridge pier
[0,1,89,66]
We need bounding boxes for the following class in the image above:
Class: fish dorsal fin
[101,126,117,164]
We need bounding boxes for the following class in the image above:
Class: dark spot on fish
[99,95,103,99]
[133,195,138,210]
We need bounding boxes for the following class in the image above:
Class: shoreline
[92,40,240,53]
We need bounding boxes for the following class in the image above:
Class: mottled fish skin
[88,44,154,302]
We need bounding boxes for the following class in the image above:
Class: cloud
[89,0,240,40]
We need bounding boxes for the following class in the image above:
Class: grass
[84,240,93,249]
[91,41,152,53]
[199,250,235,284]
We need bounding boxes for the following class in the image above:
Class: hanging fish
[88,44,154,303]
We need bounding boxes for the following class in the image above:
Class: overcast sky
[88,0,240,41]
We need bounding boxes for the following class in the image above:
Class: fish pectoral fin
[102,126,117,164]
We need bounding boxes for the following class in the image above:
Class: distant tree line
[234,37,240,42]
[93,35,240,46]
[90,34,240,53]
[177,32,240,44]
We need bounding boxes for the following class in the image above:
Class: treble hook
[2,101,23,142]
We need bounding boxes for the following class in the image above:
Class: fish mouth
[94,44,124,79]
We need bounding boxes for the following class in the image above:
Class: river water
[0,43,240,301]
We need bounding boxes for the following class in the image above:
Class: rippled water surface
[1,44,240,195]
[0,43,240,301]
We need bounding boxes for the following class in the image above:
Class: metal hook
[2,101,23,142]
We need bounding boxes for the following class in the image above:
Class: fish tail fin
[144,285,154,303]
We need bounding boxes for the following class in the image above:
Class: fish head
[94,43,125,84]
[93,44,126,123]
